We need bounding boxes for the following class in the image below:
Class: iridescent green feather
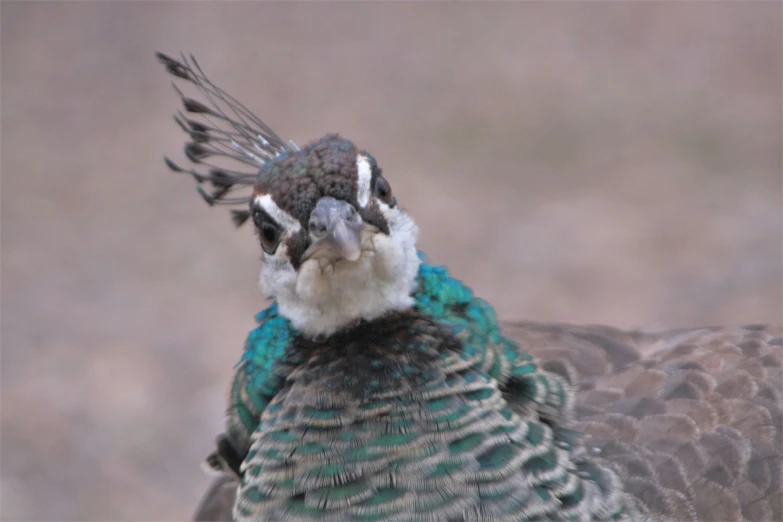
[227,255,536,453]
[224,254,642,520]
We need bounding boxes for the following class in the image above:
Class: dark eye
[374,177,395,206]
[253,211,282,254]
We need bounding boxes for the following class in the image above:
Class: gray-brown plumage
[504,322,783,522]
[195,474,241,522]
[193,323,781,521]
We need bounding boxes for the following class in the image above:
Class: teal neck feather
[225,253,637,520]
[226,253,530,454]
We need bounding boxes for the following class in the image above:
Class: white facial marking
[355,154,372,208]
[259,193,421,338]
[253,194,302,233]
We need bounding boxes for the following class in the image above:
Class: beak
[302,197,376,263]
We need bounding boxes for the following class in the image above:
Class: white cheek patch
[355,154,372,208]
[253,194,302,233]
[259,242,296,296]
[259,177,421,338]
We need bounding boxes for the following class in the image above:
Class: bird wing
[500,321,783,522]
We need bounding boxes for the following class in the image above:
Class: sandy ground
[2,3,781,520]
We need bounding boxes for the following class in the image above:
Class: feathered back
[502,321,783,521]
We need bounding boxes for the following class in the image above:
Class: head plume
[157,52,299,227]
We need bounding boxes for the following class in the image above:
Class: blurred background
[2,2,781,520]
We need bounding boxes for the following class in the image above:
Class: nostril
[309,219,327,236]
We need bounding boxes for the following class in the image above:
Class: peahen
[158,52,782,522]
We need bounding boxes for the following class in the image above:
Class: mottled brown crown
[252,135,388,232]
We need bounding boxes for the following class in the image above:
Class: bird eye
[253,211,282,254]
[374,177,395,206]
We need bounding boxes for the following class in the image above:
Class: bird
[157,52,782,522]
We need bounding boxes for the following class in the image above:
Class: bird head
[158,53,419,337]
[249,136,419,337]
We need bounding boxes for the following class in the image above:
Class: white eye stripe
[356,154,372,208]
[253,194,302,233]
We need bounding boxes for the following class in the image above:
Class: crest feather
[157,52,299,226]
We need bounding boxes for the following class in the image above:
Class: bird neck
[286,309,459,399]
